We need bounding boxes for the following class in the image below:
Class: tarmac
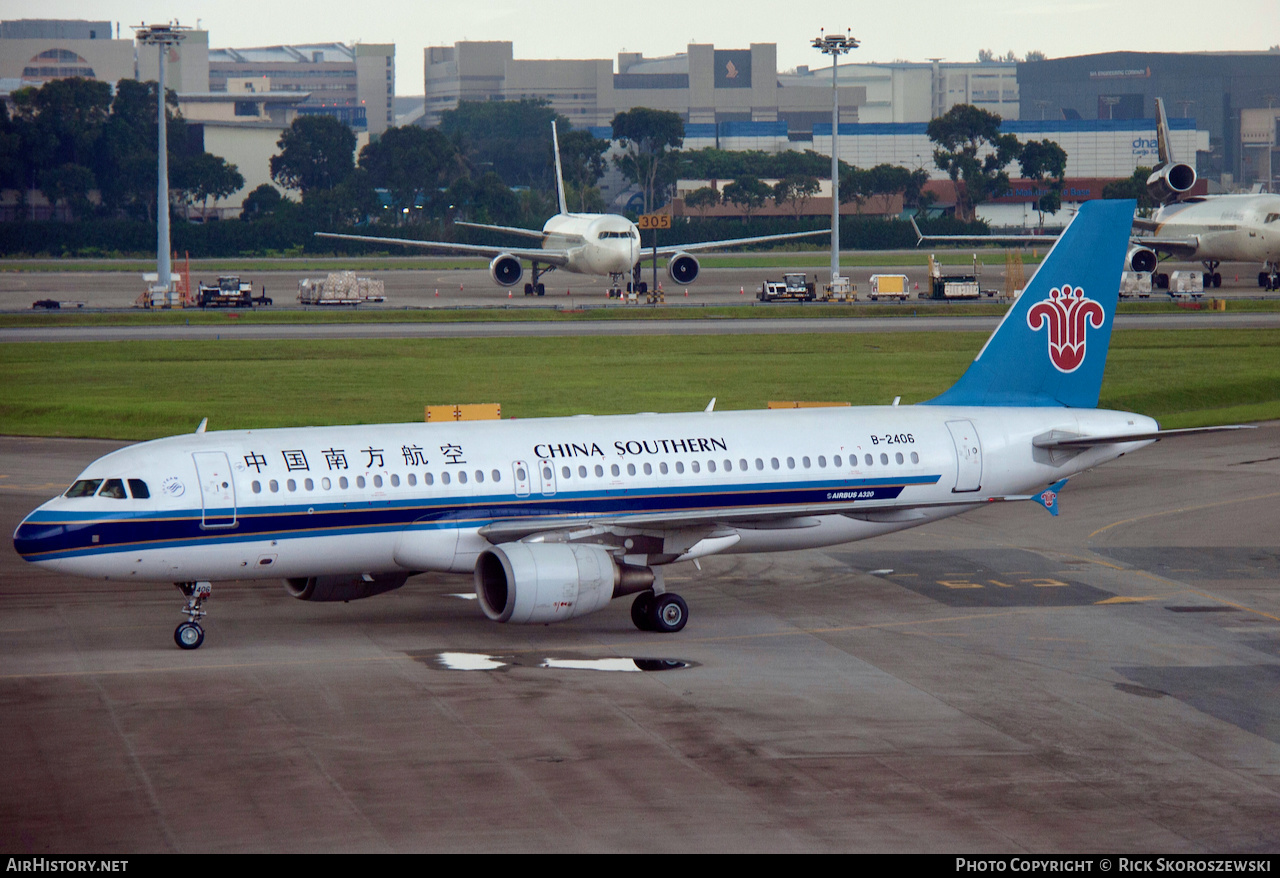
[1,424,1278,852]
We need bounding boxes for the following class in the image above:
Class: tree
[555,128,609,212]
[1018,139,1068,227]
[721,176,771,220]
[359,125,455,222]
[439,99,565,189]
[38,162,95,219]
[684,186,721,217]
[773,175,819,218]
[1102,166,1157,214]
[270,114,356,194]
[838,165,870,212]
[611,107,684,214]
[240,183,283,220]
[863,164,913,215]
[1025,50,1046,62]
[927,104,1023,221]
[902,167,935,213]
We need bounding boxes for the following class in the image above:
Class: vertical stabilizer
[1154,97,1176,168]
[552,121,569,216]
[923,199,1135,409]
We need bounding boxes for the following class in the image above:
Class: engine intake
[666,252,699,285]
[474,542,654,624]
[1146,163,1196,204]
[1126,245,1158,274]
[284,572,409,602]
[489,254,523,287]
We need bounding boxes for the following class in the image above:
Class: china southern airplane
[913,99,1280,291]
[317,122,830,296]
[14,200,1245,649]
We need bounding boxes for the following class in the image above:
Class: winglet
[1032,479,1068,516]
[1154,97,1174,168]
[551,120,568,216]
[195,417,208,434]
[909,215,924,247]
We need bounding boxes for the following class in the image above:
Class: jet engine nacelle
[1126,245,1158,274]
[1146,163,1196,204]
[666,252,700,285]
[474,542,654,624]
[489,254,523,287]
[284,572,409,602]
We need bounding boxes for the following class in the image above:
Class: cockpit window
[128,479,150,499]
[597,230,638,239]
[1265,213,1280,224]
[98,479,127,499]
[66,479,102,498]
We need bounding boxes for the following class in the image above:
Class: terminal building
[0,18,134,89]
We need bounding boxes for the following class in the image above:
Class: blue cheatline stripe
[16,474,941,562]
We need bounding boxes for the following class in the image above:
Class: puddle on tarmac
[418,651,697,672]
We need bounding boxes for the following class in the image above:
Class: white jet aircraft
[912,98,1280,290]
[318,122,831,296]
[14,200,1247,649]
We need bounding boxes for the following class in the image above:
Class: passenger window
[802,456,811,469]
[675,462,685,474]
[442,472,451,485]
[578,465,588,478]
[356,476,366,488]
[562,466,571,479]
[818,456,827,468]
[287,479,297,492]
[305,478,315,490]
[864,454,873,467]
[643,463,652,475]
[372,475,382,488]
[475,470,484,483]
[879,453,889,465]
[323,477,333,490]
[389,475,398,488]
[787,457,795,469]
[595,465,604,477]
[270,479,280,492]
[754,458,763,470]
[252,480,262,494]
[627,463,636,476]
[895,452,904,464]
[407,474,416,487]
[771,458,780,470]
[66,479,102,498]
[515,466,526,481]
[459,471,469,484]
[708,460,717,473]
[339,476,349,489]
[491,470,501,482]
[833,455,842,467]
[424,473,433,486]
[96,479,125,499]
[128,479,150,499]
[610,464,620,477]
[659,462,668,475]
[910,452,919,464]
[691,461,700,473]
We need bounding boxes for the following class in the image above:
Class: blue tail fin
[924,198,1135,408]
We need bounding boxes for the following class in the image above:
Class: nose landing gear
[174,581,211,649]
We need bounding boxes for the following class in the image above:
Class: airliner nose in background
[14,200,1248,649]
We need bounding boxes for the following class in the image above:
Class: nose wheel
[174,581,211,650]
[630,591,688,633]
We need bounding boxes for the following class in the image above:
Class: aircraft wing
[314,232,572,267]
[910,216,1204,261]
[454,220,585,245]
[910,215,1051,247]
[1132,233,1201,258]
[1032,425,1253,450]
[647,228,831,258]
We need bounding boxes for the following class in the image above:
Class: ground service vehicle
[759,273,816,302]
[868,274,910,301]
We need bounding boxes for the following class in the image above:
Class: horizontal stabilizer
[1033,425,1254,449]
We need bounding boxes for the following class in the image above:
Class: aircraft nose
[13,503,66,563]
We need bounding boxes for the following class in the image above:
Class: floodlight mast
[811,30,859,289]
[133,23,189,296]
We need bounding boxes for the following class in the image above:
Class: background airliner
[15,200,1246,650]
[319,122,830,296]
[914,98,1280,291]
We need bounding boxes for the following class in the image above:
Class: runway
[2,426,1278,852]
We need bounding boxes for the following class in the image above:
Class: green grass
[2,329,1276,440]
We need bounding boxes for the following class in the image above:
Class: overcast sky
[4,0,1277,95]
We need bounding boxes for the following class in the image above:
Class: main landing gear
[1202,260,1222,289]
[630,591,689,633]
[174,581,211,649]
[523,261,555,296]
[1260,262,1280,292]
[607,268,648,299]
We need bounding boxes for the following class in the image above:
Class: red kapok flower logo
[1026,285,1105,373]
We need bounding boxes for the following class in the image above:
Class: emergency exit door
[945,420,983,493]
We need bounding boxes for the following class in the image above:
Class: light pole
[133,22,189,301]
[812,29,859,291]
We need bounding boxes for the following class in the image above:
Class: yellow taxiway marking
[1088,491,1280,539]
[1096,595,1173,605]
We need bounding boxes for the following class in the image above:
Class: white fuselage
[1150,194,1280,263]
[15,405,1156,585]
[543,213,640,276]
